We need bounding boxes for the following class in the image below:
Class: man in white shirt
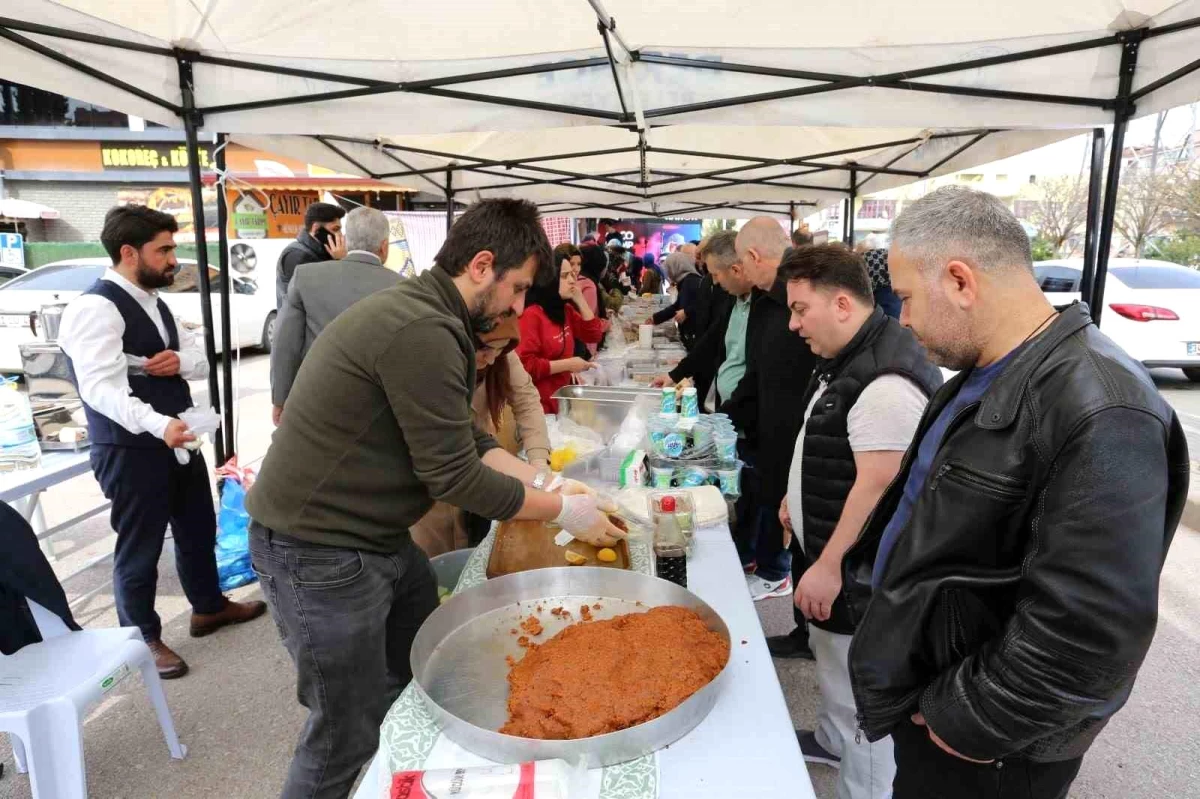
[59,205,265,679]
[777,244,942,799]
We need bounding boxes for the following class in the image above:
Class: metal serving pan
[552,385,660,440]
[409,566,731,767]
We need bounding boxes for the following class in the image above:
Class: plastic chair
[0,599,187,798]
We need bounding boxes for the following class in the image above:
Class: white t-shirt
[785,374,929,544]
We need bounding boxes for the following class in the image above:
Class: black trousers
[892,719,1083,799]
[90,444,225,642]
[249,523,439,799]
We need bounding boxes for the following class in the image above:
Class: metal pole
[789,201,796,233]
[847,166,858,248]
[445,166,454,233]
[214,134,235,459]
[176,52,225,466]
[842,199,850,244]
[1080,127,1106,307]
[1092,32,1144,327]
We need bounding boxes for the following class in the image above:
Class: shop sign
[100,143,214,171]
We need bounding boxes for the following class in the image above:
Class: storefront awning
[0,197,61,220]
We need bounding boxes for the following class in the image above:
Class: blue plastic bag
[215,477,257,591]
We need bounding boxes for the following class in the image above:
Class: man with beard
[59,205,266,680]
[246,198,626,799]
[844,187,1189,798]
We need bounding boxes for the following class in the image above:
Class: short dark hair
[101,205,178,264]
[791,229,814,247]
[778,244,874,304]
[434,199,552,284]
[304,202,346,228]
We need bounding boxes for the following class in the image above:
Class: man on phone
[275,202,347,308]
[59,205,266,680]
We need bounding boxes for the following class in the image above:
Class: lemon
[596,548,618,563]
[564,551,589,565]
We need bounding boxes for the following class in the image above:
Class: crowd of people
[50,186,1187,799]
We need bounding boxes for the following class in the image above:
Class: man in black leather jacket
[844,186,1189,798]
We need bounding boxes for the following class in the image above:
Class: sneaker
[747,574,791,602]
[797,729,841,769]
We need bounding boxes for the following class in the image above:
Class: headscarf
[477,313,521,428]
[579,245,608,286]
[663,251,699,284]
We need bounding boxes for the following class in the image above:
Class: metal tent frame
[2,9,1200,460]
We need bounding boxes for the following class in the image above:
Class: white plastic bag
[174,406,221,464]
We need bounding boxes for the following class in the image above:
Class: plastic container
[651,465,675,488]
[716,461,745,497]
[680,386,699,418]
[385,759,583,799]
[0,378,42,473]
[680,465,709,487]
[713,430,739,461]
[663,431,686,458]
[639,324,654,348]
[660,386,677,414]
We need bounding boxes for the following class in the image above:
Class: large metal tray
[552,385,660,440]
[409,566,731,767]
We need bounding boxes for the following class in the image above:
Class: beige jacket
[411,351,551,557]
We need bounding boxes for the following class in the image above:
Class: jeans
[811,628,895,799]
[90,445,225,642]
[733,442,792,582]
[249,522,439,799]
[891,719,1082,799]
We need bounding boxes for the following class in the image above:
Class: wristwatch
[532,469,551,491]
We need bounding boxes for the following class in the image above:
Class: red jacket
[517,304,607,413]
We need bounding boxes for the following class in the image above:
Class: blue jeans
[249,523,439,799]
[734,443,792,583]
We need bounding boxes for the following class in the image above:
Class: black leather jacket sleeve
[919,405,1172,761]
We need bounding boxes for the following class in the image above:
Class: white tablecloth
[355,523,813,798]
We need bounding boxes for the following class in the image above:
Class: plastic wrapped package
[385,760,585,799]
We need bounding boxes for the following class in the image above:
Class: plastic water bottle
[0,377,42,473]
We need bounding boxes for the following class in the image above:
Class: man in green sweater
[247,199,624,799]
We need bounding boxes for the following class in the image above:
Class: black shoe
[797,729,841,769]
[767,631,815,660]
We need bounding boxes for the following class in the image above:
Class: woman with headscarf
[409,313,551,556]
[626,255,645,295]
[649,250,704,348]
[581,244,624,318]
[518,254,607,412]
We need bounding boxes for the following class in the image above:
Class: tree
[1114,161,1185,257]
[1030,175,1088,257]
[1174,165,1200,233]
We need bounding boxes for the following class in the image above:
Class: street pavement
[1,354,1197,798]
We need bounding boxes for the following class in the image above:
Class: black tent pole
[176,51,225,466]
[214,134,236,459]
[445,167,454,233]
[1080,127,1106,308]
[1092,31,1144,327]
[846,166,858,248]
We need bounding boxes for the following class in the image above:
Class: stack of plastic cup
[680,386,699,418]
[660,386,677,415]
[713,428,739,461]
[716,460,744,496]
[651,464,675,488]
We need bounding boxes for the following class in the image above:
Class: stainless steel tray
[552,385,660,440]
[410,567,731,766]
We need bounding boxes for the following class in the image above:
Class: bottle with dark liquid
[654,495,688,587]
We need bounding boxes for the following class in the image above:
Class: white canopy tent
[4,0,1200,459]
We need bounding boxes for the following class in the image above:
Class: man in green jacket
[247,199,624,799]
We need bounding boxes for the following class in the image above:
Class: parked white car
[0,257,277,374]
[1034,258,1200,382]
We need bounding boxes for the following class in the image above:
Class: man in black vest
[59,205,265,679]
[778,244,942,798]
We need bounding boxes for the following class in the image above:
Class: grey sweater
[246,266,525,552]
